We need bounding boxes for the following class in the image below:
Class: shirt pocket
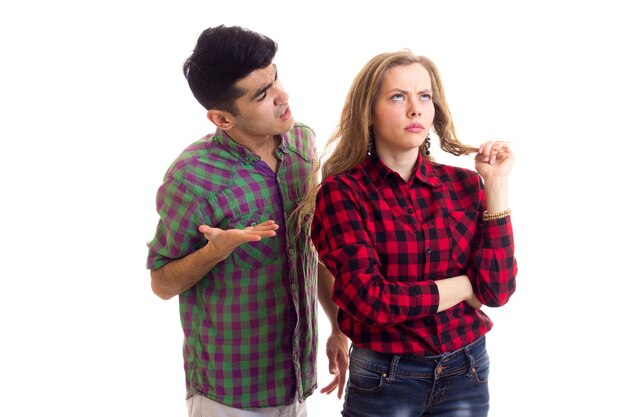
[227,210,280,269]
[447,210,478,267]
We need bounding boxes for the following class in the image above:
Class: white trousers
[187,395,308,417]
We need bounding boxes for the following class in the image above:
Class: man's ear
[207,110,236,130]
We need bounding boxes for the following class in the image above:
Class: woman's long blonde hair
[295,50,478,234]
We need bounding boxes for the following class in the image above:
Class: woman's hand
[475,141,515,180]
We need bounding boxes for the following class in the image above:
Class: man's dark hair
[183,25,278,114]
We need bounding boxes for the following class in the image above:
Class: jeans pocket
[348,361,386,393]
[470,353,490,384]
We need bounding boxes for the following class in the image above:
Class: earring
[424,135,431,155]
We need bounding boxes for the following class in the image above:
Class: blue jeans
[342,336,490,417]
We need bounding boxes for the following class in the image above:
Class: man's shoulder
[283,122,316,160]
[176,134,214,157]
[291,122,315,137]
[164,134,232,185]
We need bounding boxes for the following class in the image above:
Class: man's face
[228,63,295,141]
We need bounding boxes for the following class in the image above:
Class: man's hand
[198,220,279,262]
[320,330,350,399]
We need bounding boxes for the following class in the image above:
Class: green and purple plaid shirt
[147,123,318,408]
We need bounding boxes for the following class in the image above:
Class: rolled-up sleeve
[468,216,517,307]
[146,177,204,270]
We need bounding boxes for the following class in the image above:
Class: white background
[1,1,624,416]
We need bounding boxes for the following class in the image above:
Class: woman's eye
[420,93,432,101]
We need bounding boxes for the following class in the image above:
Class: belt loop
[464,346,476,377]
[385,355,401,383]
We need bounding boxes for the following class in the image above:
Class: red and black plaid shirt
[312,153,517,355]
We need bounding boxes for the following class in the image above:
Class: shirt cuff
[482,216,514,249]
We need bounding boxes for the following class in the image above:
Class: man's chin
[276,118,295,134]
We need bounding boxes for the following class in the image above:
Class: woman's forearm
[435,275,474,312]
[483,177,509,214]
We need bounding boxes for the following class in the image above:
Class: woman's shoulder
[322,161,369,187]
[428,160,482,193]
[431,160,480,180]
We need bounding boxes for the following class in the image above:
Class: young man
[146,25,348,416]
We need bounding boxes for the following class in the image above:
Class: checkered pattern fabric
[147,123,318,407]
[312,153,517,356]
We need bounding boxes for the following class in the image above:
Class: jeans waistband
[350,336,487,382]
[352,336,486,365]
[416,335,486,363]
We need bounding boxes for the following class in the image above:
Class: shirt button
[425,247,432,254]
[407,208,414,214]
[251,222,257,226]
[291,283,296,290]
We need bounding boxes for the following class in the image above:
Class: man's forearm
[151,244,222,300]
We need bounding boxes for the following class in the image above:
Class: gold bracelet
[483,208,511,221]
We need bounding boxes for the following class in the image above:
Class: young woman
[311,50,518,416]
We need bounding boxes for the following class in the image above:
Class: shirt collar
[363,153,440,188]
[414,153,441,187]
[213,128,287,163]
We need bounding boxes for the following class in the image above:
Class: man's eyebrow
[251,82,272,101]
[250,65,277,101]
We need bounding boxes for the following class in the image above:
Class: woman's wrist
[483,208,511,221]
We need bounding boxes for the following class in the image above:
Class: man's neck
[228,130,280,172]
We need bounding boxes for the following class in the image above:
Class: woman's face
[371,63,435,156]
